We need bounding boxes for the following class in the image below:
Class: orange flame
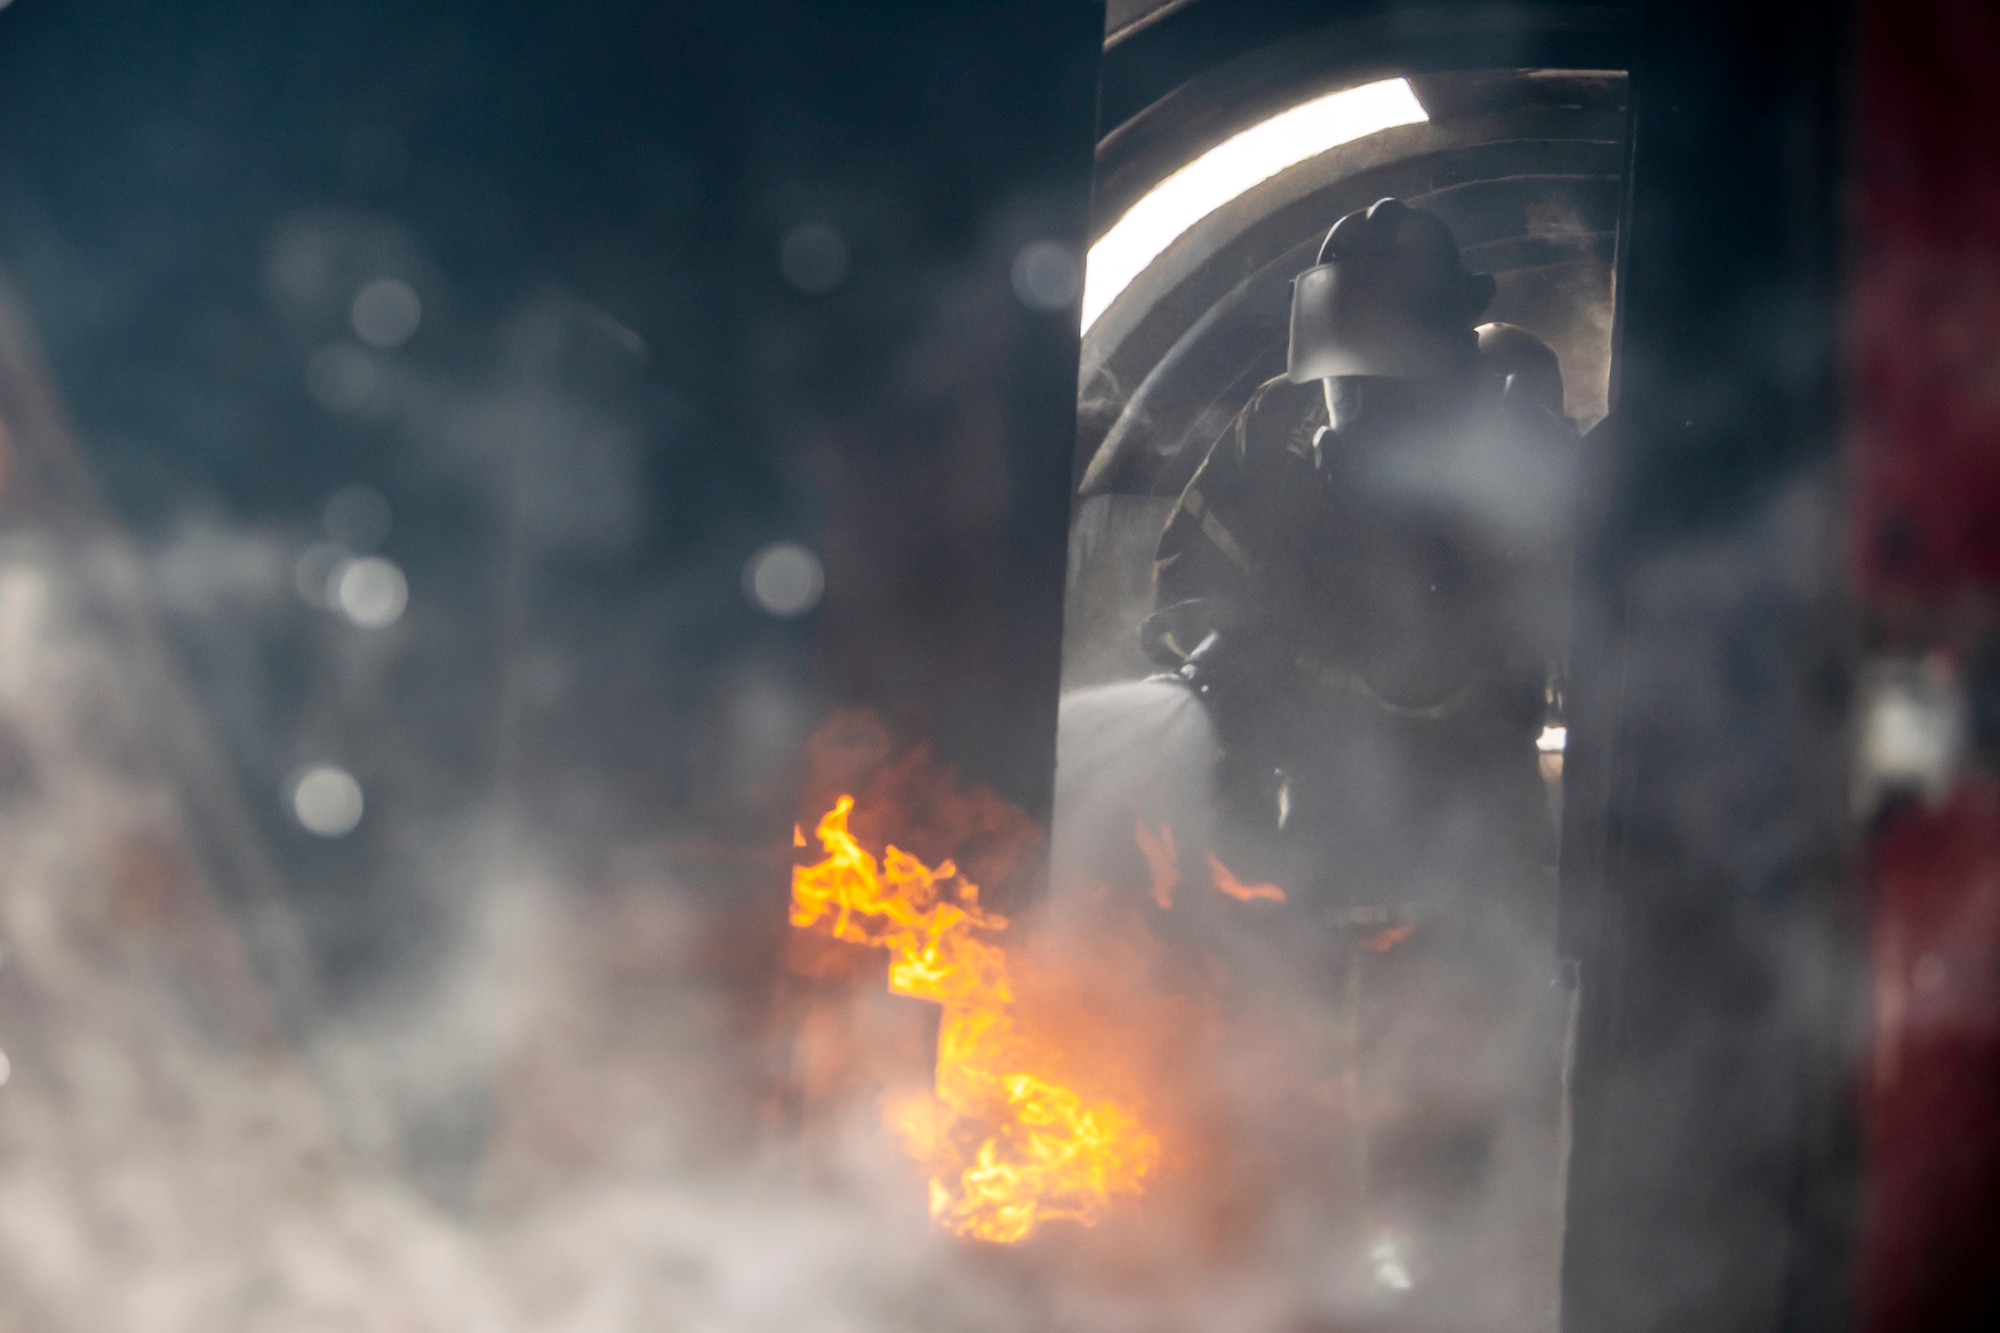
[1360,924,1414,953]
[1206,853,1286,903]
[792,796,1160,1243]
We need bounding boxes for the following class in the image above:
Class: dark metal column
[1558,2,1859,1331]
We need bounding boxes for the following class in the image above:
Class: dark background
[0,0,1102,1007]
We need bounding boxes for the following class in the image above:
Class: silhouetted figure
[1140,198,1580,1331]
[1146,197,1575,924]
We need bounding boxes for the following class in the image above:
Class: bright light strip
[1081,77,1429,333]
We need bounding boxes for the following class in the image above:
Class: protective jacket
[1148,363,1576,911]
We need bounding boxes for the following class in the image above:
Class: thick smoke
[0,531,1053,1330]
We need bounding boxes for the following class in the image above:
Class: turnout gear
[1130,200,1580,1333]
[1147,199,1577,912]
[1120,200,1580,1333]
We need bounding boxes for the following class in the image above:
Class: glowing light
[1012,241,1083,311]
[336,556,408,628]
[1361,924,1414,954]
[1081,77,1427,332]
[290,764,364,837]
[1371,1238,1414,1291]
[745,543,824,617]
[1537,725,1567,754]
[792,796,1160,1243]
[1207,853,1285,903]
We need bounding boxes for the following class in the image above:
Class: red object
[1853,1,2000,602]
[1854,3,2000,1327]
[1863,787,2000,1329]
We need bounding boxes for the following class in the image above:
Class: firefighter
[1138,197,1579,1328]
[1143,196,1576,922]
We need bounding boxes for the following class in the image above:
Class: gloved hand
[1170,631,1227,694]
[1139,602,1269,704]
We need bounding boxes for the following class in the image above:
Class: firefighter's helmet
[1287,197,1496,383]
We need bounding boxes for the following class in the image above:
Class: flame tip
[1207,852,1287,903]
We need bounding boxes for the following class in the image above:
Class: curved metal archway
[1081,71,1626,498]
[1062,12,1630,687]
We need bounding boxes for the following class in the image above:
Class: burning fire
[1206,853,1286,904]
[791,795,1161,1243]
[1133,819,1288,908]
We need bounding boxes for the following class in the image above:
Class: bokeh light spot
[350,278,422,349]
[336,555,408,627]
[744,542,824,617]
[289,764,364,837]
[1011,240,1082,311]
